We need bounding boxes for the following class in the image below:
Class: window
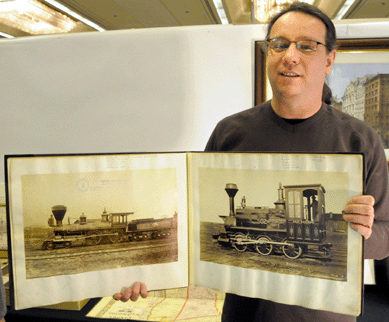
[288,190,301,220]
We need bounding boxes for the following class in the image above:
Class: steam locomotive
[42,205,177,249]
[213,183,341,259]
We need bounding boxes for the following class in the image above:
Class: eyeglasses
[266,37,327,53]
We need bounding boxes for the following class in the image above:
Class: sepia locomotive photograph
[199,167,351,282]
[21,168,179,279]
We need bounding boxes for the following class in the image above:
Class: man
[115,2,389,321]
[203,2,389,321]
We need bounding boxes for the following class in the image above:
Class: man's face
[267,11,336,103]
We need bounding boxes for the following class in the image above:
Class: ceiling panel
[53,0,219,30]
[344,0,389,18]
[316,0,345,19]
[55,0,179,29]
[0,0,385,38]
[161,0,220,25]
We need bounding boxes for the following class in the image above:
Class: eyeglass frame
[265,37,328,54]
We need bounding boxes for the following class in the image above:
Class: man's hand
[113,282,148,302]
[343,195,375,239]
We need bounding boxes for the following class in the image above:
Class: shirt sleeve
[363,137,389,260]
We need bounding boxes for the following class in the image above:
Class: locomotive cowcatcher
[213,183,338,259]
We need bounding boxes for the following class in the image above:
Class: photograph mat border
[6,153,189,310]
[189,152,363,316]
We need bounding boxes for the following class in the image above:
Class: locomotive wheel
[282,241,302,259]
[232,233,248,252]
[118,231,127,242]
[86,231,102,245]
[108,230,120,244]
[152,231,160,239]
[64,241,71,248]
[133,233,144,241]
[46,241,55,250]
[255,236,273,256]
[108,234,119,243]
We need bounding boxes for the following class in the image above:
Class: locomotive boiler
[42,205,177,249]
[213,183,338,259]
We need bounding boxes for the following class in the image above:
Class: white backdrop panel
[1,21,389,184]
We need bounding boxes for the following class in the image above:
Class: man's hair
[265,2,336,104]
[265,1,337,52]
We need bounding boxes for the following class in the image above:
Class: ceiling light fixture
[43,0,105,31]
[253,0,315,22]
[0,30,14,38]
[334,0,357,20]
[0,0,77,34]
[212,0,229,24]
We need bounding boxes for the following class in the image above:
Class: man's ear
[325,50,336,76]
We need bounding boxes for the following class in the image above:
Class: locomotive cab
[284,184,326,243]
[111,212,133,228]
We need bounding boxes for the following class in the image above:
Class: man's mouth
[280,72,299,77]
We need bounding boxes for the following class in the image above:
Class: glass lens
[296,41,316,52]
[268,38,318,53]
[270,38,290,51]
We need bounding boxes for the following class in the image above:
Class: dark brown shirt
[205,101,389,322]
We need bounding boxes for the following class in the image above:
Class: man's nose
[282,43,301,65]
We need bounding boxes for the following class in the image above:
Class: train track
[26,240,176,260]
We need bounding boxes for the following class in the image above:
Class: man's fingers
[347,195,375,206]
[348,222,372,239]
[344,195,375,239]
[140,282,148,299]
[344,203,374,216]
[130,282,141,301]
[343,213,373,228]
[122,287,133,302]
[113,282,148,302]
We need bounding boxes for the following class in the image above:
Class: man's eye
[274,42,289,50]
[298,42,314,51]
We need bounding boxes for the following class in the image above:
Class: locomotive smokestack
[51,205,67,226]
[225,183,238,216]
[278,182,284,201]
[274,182,285,210]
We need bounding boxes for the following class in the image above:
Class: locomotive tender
[42,205,177,249]
[214,183,339,259]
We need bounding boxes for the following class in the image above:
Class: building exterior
[342,76,372,121]
[364,74,389,147]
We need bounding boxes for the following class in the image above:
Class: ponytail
[322,83,333,105]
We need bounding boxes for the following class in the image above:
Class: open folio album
[5,152,364,315]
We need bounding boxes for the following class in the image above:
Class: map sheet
[86,286,224,321]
